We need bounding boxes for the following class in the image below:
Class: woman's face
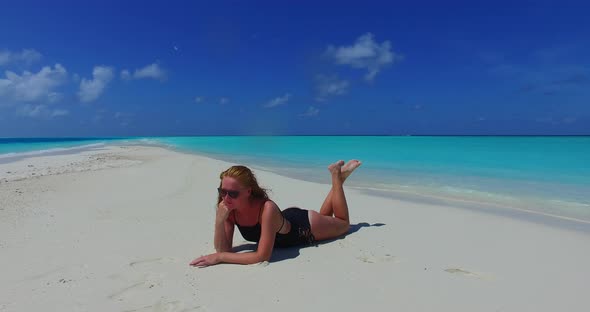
[220,177,250,209]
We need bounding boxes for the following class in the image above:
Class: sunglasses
[217,187,241,199]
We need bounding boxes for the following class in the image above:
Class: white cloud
[0,64,67,102]
[51,108,69,117]
[47,92,62,103]
[325,33,402,81]
[219,97,229,105]
[315,74,349,101]
[300,106,319,117]
[120,63,166,81]
[120,69,131,80]
[265,93,291,108]
[0,49,42,66]
[0,79,11,99]
[78,66,114,103]
[133,63,166,80]
[17,104,68,118]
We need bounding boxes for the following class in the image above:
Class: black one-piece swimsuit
[235,207,315,248]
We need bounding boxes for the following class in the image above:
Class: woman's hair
[217,165,269,204]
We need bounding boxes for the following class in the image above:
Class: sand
[1,145,589,311]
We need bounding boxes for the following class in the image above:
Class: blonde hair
[217,165,269,204]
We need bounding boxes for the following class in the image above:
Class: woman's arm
[213,202,234,252]
[191,201,281,267]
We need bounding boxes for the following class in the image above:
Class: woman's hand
[189,253,221,267]
[216,202,234,222]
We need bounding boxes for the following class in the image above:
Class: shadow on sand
[231,222,386,263]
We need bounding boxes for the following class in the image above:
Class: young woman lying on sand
[189,159,361,267]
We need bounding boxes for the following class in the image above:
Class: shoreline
[3,137,589,222]
[139,140,590,225]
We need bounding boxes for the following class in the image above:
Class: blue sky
[1,0,589,136]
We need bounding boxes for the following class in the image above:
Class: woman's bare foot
[341,160,362,181]
[328,160,345,183]
[328,160,345,172]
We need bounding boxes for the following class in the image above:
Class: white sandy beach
[1,145,589,311]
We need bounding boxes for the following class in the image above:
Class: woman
[189,159,361,267]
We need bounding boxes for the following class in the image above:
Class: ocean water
[2,136,589,224]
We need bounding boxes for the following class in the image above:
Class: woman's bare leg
[329,161,349,222]
[319,160,362,216]
[310,160,357,240]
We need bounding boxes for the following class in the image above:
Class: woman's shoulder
[260,200,282,226]
[257,199,279,218]
[262,199,278,210]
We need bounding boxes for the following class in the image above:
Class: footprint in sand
[356,251,397,264]
[108,274,163,302]
[122,300,202,312]
[109,257,180,302]
[444,268,492,280]
[110,257,202,310]
[19,264,90,287]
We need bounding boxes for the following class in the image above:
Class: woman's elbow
[256,251,272,263]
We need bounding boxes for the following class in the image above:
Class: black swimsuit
[235,206,315,248]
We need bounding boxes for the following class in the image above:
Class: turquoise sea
[1,136,589,224]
